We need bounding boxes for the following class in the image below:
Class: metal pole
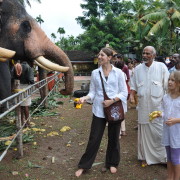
[14,80,23,157]
[16,105,23,157]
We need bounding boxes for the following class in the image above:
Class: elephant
[0,0,74,102]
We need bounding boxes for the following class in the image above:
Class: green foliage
[18,0,41,7]
[31,92,68,117]
[35,15,44,25]
[48,0,180,56]
[0,121,34,151]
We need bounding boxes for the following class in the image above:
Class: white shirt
[87,65,128,118]
[131,61,169,124]
[161,94,180,148]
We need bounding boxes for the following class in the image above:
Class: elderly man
[130,46,169,166]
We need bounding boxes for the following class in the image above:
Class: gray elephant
[0,0,74,102]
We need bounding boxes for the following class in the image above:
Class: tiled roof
[65,50,95,62]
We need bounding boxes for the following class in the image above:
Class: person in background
[130,46,169,167]
[114,60,128,138]
[168,54,180,71]
[127,61,134,78]
[75,47,127,177]
[12,61,34,126]
[133,58,141,67]
[155,56,167,66]
[113,54,130,99]
[160,71,180,180]
[169,54,180,73]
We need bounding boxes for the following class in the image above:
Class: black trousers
[78,114,121,169]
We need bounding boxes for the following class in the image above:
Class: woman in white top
[75,47,128,177]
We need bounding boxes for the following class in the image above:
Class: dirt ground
[0,79,167,180]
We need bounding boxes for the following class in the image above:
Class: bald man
[130,46,169,166]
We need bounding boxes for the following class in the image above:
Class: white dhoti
[20,84,31,106]
[138,122,167,165]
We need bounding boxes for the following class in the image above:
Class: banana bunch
[74,98,82,109]
[149,111,162,121]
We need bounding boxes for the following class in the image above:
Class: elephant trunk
[43,39,74,95]
[24,21,74,95]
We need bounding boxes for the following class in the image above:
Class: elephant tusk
[0,57,8,62]
[34,60,52,72]
[0,47,16,60]
[36,56,69,72]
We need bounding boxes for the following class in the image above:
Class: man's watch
[113,98,116,102]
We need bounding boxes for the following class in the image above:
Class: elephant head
[0,0,74,100]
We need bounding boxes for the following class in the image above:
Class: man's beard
[142,58,148,63]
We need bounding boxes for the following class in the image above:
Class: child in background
[161,71,180,180]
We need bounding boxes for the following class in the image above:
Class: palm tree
[36,15,44,26]
[140,0,180,54]
[57,27,65,39]
[18,0,41,7]
[51,33,57,42]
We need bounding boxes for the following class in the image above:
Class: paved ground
[74,76,91,81]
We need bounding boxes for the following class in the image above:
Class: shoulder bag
[99,71,124,123]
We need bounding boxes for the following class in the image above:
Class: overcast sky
[26,0,85,39]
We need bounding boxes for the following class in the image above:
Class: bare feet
[75,169,84,177]
[101,167,107,173]
[110,167,117,174]
[121,131,127,136]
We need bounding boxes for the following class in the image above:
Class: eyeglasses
[142,52,151,55]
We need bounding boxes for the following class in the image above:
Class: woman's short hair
[101,47,113,57]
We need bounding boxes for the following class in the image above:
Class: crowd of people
[75,46,180,180]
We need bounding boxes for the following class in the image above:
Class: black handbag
[99,71,124,123]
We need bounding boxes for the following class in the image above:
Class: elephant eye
[21,20,31,33]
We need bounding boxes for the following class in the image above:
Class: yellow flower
[33,142,37,145]
[5,140,12,146]
[60,126,71,132]
[30,122,36,127]
[76,104,82,109]
[32,128,46,132]
[74,98,80,102]
[47,131,59,137]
